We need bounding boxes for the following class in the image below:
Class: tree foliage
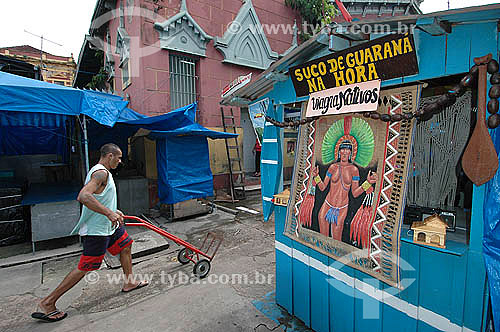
[285,0,339,35]
[86,50,109,90]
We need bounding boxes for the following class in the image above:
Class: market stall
[221,4,500,332]
[144,103,237,220]
[0,71,129,250]
[89,102,237,219]
[0,74,235,249]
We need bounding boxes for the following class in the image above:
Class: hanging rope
[407,92,472,208]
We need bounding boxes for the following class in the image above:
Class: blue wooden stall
[221,4,500,332]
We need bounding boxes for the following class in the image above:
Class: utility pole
[448,0,450,10]
[23,30,63,78]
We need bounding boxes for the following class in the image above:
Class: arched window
[417,232,426,242]
[430,234,441,245]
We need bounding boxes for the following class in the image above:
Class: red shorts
[78,225,133,271]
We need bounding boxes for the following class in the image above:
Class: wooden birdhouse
[411,214,448,248]
[273,189,290,207]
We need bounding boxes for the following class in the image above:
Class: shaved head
[100,143,121,157]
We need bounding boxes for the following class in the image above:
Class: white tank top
[71,164,118,236]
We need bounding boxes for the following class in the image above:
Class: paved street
[0,191,307,332]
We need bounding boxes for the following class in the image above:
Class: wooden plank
[292,241,311,327]
[417,320,442,332]
[415,245,469,331]
[381,77,403,88]
[445,24,471,75]
[354,269,383,332]
[274,206,291,245]
[381,304,412,332]
[448,252,468,326]
[329,258,355,332]
[413,30,446,81]
[274,206,293,313]
[389,241,419,332]
[417,247,453,319]
[470,185,486,251]
[465,184,487,331]
[276,249,293,312]
[309,249,329,332]
[469,22,498,64]
[383,29,447,88]
[261,102,283,221]
[462,251,487,332]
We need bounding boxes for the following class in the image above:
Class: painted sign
[306,80,380,118]
[285,85,422,287]
[221,73,252,98]
[248,98,269,144]
[290,33,418,97]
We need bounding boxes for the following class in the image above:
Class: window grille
[121,59,130,89]
[169,54,197,110]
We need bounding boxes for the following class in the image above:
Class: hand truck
[124,215,222,278]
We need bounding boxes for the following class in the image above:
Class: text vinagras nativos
[311,86,379,114]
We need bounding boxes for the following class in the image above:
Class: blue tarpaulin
[483,128,500,331]
[0,71,128,127]
[156,136,214,204]
[87,103,205,156]
[0,71,130,156]
[0,73,236,205]
[0,110,68,156]
[118,103,197,129]
[82,102,236,204]
[148,103,237,204]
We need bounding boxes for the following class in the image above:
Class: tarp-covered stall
[87,102,237,219]
[0,71,129,249]
[0,71,128,126]
[86,102,236,213]
[0,71,131,161]
[148,103,237,205]
[0,72,236,247]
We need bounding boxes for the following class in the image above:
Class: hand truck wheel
[177,248,193,265]
[193,259,211,278]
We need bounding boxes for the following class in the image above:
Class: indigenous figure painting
[284,85,422,287]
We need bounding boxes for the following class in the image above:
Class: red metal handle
[123,215,212,260]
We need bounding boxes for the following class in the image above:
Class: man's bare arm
[77,170,123,226]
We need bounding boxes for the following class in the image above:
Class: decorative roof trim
[214,0,278,70]
[117,27,130,41]
[116,27,130,65]
[154,0,212,57]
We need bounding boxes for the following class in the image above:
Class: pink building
[74,0,300,192]
[74,0,422,194]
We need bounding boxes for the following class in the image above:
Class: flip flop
[121,281,149,293]
[31,310,68,322]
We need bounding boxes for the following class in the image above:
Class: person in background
[253,138,262,177]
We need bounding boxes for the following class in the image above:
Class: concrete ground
[0,190,310,332]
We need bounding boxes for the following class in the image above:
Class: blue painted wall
[267,18,499,332]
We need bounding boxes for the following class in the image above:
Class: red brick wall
[108,0,300,124]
